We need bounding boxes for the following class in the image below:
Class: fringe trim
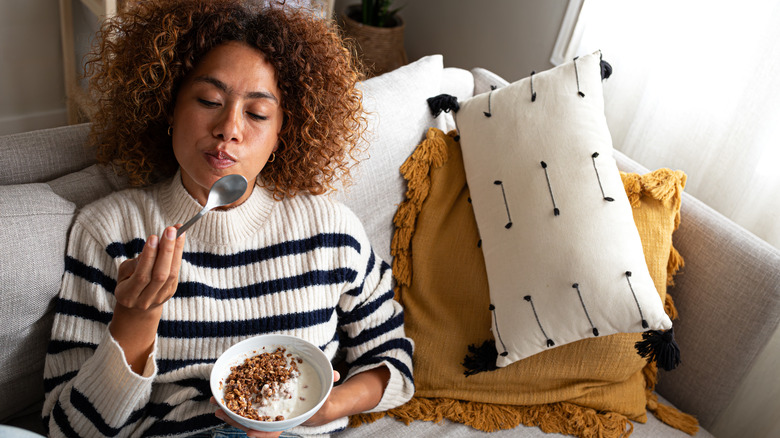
[621,169,686,225]
[390,127,451,302]
[352,397,634,438]
[645,390,700,435]
[667,245,685,287]
[621,169,687,286]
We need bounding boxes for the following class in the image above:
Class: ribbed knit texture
[42,172,414,437]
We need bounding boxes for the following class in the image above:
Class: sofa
[1,55,779,438]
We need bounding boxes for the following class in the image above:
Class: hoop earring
[267,152,276,163]
[167,125,173,136]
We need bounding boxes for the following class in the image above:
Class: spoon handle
[176,207,208,237]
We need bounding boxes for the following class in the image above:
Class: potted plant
[341,1,408,77]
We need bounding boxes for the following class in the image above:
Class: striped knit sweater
[42,172,415,437]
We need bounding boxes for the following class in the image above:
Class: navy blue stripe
[51,400,81,438]
[352,338,414,366]
[338,289,395,325]
[340,312,404,348]
[183,233,361,268]
[144,401,175,421]
[379,259,391,278]
[105,238,145,259]
[366,249,376,277]
[44,371,78,394]
[157,358,215,375]
[48,339,98,355]
[351,356,414,385]
[71,388,144,437]
[53,297,113,325]
[157,307,336,338]
[172,378,211,396]
[174,268,357,299]
[64,256,116,293]
[141,413,221,437]
[345,249,376,297]
[349,338,414,382]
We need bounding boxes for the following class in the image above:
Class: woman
[42,1,414,437]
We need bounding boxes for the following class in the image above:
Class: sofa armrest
[615,150,780,430]
[658,191,780,429]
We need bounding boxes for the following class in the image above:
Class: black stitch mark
[483,85,497,117]
[572,283,599,336]
[493,180,513,228]
[524,295,554,347]
[626,271,649,329]
[530,71,537,102]
[591,152,614,202]
[489,304,509,356]
[573,56,585,97]
[541,161,560,216]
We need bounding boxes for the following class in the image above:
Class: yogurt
[221,346,322,422]
[252,358,319,420]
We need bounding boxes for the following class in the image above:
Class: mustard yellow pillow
[351,128,697,437]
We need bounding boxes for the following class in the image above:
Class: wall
[0,0,98,136]
[334,0,568,82]
[0,0,66,135]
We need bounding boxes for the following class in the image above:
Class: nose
[212,105,243,142]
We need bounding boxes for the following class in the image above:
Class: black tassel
[462,339,499,376]
[600,59,613,80]
[635,328,680,371]
[427,94,460,118]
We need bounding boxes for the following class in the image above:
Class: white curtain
[557,2,780,437]
[560,0,780,250]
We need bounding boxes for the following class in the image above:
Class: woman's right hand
[109,226,186,374]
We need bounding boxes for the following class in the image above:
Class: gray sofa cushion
[47,163,129,209]
[0,183,76,423]
[0,123,93,185]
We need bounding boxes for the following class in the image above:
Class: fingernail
[165,228,176,240]
[147,235,159,248]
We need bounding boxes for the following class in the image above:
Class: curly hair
[84,0,366,198]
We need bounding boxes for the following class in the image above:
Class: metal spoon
[176,174,248,237]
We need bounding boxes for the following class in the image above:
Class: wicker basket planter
[341,5,408,77]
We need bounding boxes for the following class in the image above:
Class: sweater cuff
[75,330,157,420]
[362,363,413,413]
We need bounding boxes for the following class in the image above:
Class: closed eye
[198,98,219,107]
[247,112,268,121]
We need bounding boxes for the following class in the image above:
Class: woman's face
[171,41,283,207]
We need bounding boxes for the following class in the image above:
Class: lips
[204,150,237,169]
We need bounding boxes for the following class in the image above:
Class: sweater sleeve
[42,214,158,437]
[336,213,415,413]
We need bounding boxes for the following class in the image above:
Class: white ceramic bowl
[210,334,333,432]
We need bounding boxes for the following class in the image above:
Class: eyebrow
[192,75,279,103]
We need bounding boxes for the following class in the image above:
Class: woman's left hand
[302,367,388,427]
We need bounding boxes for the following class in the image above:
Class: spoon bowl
[176,174,248,237]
